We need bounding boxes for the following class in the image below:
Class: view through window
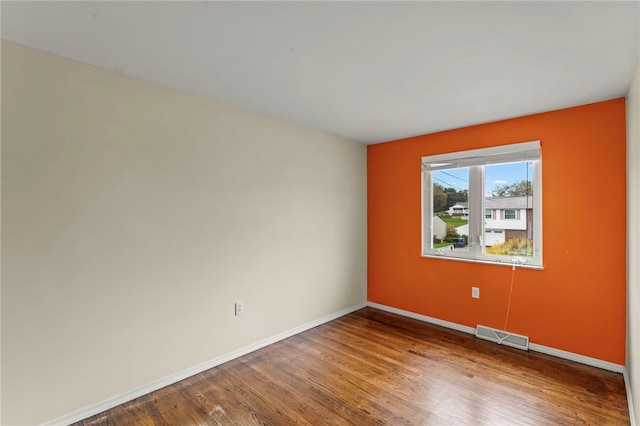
[423,142,541,267]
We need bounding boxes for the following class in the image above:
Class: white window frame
[504,209,516,220]
[421,141,542,268]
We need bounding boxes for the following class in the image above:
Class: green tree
[492,180,532,197]
[444,187,468,210]
[433,184,448,212]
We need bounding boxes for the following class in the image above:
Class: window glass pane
[484,161,534,258]
[423,142,541,266]
[432,167,469,252]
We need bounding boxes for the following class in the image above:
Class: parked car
[453,238,466,248]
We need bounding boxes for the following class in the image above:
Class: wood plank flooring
[74,308,630,425]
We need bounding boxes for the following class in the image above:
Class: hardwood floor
[74,308,630,425]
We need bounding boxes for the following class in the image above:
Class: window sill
[421,254,544,270]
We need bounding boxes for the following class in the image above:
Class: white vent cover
[476,325,529,351]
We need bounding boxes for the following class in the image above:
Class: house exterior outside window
[447,202,469,218]
[484,196,533,245]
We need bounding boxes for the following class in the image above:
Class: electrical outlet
[472,287,480,299]
[235,301,244,316]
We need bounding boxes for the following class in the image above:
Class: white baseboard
[624,367,637,426]
[367,302,625,373]
[367,302,477,335]
[528,343,624,373]
[42,302,367,426]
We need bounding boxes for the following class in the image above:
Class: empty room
[2,1,639,425]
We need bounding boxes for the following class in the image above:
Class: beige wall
[1,41,367,425]
[628,58,640,426]
[0,39,3,426]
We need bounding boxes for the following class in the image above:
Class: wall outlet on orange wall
[472,287,480,299]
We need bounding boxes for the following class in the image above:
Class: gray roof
[485,196,533,209]
[451,202,468,208]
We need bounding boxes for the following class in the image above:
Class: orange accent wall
[367,99,627,364]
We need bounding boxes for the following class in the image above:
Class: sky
[432,161,534,196]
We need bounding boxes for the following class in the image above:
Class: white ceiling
[2,1,639,144]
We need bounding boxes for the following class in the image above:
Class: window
[422,141,542,267]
